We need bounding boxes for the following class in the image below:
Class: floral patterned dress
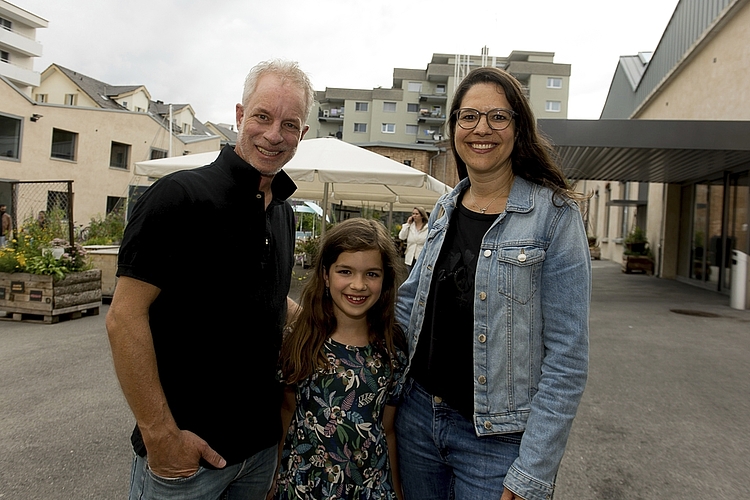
[274,338,406,500]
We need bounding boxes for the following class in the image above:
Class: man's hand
[145,428,226,478]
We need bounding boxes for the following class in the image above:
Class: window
[65,94,77,106]
[405,124,418,135]
[182,123,192,134]
[51,129,77,161]
[106,196,126,214]
[35,94,47,103]
[355,102,369,112]
[545,101,561,112]
[408,82,422,92]
[0,17,11,30]
[150,148,168,160]
[403,160,412,166]
[436,84,446,94]
[547,77,563,89]
[110,141,130,169]
[0,51,9,63]
[354,123,367,133]
[381,123,396,134]
[407,103,419,113]
[0,113,21,159]
[383,102,397,112]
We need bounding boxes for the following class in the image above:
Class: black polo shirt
[117,145,296,464]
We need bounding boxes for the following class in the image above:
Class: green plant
[624,226,651,256]
[84,207,125,245]
[295,237,320,259]
[624,226,647,244]
[0,219,90,277]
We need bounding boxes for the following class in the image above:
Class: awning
[538,119,750,184]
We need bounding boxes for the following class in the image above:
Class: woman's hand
[500,487,524,500]
[407,216,414,224]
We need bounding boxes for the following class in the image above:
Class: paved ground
[1,260,749,499]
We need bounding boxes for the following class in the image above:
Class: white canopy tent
[134,137,452,234]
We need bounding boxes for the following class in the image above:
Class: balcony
[0,28,43,57]
[318,107,344,123]
[0,60,40,87]
[419,92,447,104]
[418,109,446,125]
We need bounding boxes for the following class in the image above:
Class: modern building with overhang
[540,0,749,302]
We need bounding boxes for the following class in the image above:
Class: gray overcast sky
[15,0,679,126]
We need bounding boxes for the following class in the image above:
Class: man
[0,204,11,247]
[106,59,313,499]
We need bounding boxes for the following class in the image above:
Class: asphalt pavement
[1,260,749,499]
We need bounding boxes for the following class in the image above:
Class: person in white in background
[398,206,428,273]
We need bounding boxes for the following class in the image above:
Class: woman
[394,67,590,500]
[398,206,428,272]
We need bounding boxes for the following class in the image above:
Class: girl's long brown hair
[280,218,406,385]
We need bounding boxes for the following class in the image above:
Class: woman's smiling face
[454,82,516,177]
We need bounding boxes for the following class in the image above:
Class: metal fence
[8,180,75,245]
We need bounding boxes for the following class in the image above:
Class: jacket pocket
[496,246,545,304]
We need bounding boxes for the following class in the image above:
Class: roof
[53,64,144,110]
[204,121,237,143]
[539,119,750,183]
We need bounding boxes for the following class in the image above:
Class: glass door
[725,172,750,290]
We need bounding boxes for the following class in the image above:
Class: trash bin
[730,250,748,310]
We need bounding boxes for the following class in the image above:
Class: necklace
[470,187,503,214]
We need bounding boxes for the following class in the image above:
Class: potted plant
[0,215,101,322]
[624,226,649,256]
[588,235,600,260]
[295,237,319,269]
[622,226,654,274]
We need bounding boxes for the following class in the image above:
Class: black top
[409,197,496,420]
[117,145,297,464]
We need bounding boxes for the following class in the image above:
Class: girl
[273,218,407,500]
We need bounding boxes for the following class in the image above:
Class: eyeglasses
[454,108,516,131]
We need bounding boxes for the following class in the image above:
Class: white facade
[0,0,47,94]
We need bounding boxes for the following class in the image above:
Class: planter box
[84,246,119,299]
[0,269,102,323]
[622,255,654,275]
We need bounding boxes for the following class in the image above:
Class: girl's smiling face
[324,250,384,323]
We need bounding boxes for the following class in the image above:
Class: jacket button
[484,421,493,430]
[483,249,492,257]
[433,396,443,403]
[478,375,487,384]
[478,334,486,343]
[479,292,487,301]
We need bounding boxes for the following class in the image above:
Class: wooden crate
[0,269,102,323]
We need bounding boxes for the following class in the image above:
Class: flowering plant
[0,217,90,278]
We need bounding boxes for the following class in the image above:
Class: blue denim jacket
[396,176,590,500]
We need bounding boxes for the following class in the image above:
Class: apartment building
[0,62,220,226]
[308,50,571,188]
[0,0,47,95]
[311,50,570,144]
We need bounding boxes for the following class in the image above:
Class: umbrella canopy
[134,137,452,231]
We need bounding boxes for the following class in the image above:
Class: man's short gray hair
[242,59,315,117]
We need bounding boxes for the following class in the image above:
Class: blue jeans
[129,444,277,500]
[395,379,522,500]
